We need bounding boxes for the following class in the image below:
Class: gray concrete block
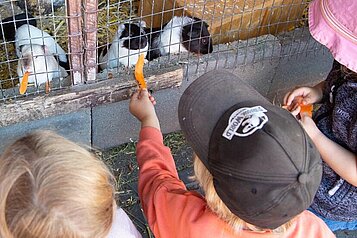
[92,100,140,149]
[268,48,334,105]
[0,109,91,152]
[92,86,184,149]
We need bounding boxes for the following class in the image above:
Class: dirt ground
[101,131,357,238]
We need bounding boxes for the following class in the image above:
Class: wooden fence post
[67,0,84,85]
[84,0,98,82]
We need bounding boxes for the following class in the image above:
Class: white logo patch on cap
[222,106,268,140]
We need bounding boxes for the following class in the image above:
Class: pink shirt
[137,127,335,238]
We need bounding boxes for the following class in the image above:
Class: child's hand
[283,86,322,110]
[299,113,321,141]
[129,89,160,130]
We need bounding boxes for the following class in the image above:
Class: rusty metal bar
[84,0,98,82]
[67,0,84,85]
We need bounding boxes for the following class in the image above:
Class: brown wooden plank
[0,67,183,127]
[84,0,98,82]
[67,0,84,84]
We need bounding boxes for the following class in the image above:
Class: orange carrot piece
[295,96,313,117]
[19,71,30,95]
[134,54,147,89]
[300,104,313,117]
[45,80,51,94]
[283,96,313,117]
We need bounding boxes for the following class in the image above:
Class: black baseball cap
[178,70,322,229]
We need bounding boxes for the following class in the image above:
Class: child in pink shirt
[283,0,357,231]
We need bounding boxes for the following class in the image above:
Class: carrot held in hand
[300,104,313,117]
[283,96,313,117]
[134,54,147,89]
[19,71,30,95]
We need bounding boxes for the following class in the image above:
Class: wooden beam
[0,67,183,127]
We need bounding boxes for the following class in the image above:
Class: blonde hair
[0,130,115,238]
[193,154,293,234]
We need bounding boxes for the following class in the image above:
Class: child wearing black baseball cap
[129,70,335,237]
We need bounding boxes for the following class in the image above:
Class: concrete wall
[0,28,334,151]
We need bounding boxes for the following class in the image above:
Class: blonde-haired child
[0,130,142,238]
[129,72,335,238]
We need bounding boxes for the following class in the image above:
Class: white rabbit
[17,44,68,87]
[15,24,67,64]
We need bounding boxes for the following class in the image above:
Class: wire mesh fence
[0,0,319,102]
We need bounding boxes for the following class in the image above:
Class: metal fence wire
[0,0,320,102]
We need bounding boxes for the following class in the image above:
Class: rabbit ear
[138,20,146,28]
[119,23,126,31]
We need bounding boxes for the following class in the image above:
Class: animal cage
[0,0,321,126]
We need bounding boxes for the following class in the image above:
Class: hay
[97,0,138,49]
[0,0,139,89]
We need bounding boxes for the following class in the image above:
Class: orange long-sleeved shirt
[137,127,335,238]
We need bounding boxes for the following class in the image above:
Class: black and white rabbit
[145,16,213,61]
[15,24,68,87]
[0,13,37,42]
[99,21,148,69]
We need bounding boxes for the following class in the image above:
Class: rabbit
[15,24,68,67]
[17,44,68,87]
[98,21,148,69]
[0,13,37,42]
[145,16,213,61]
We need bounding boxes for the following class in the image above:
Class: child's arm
[300,114,357,186]
[129,89,223,237]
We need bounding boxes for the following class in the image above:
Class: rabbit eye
[202,39,207,45]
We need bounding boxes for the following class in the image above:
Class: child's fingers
[149,95,156,105]
[130,90,140,100]
[138,88,149,99]
[290,105,301,117]
[286,93,298,106]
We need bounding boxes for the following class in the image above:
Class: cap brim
[178,70,269,168]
